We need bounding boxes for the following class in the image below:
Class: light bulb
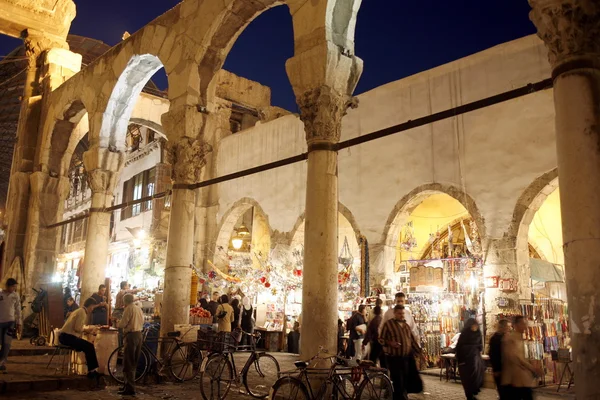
[232,237,243,250]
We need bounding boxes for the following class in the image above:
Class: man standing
[59,298,101,381]
[0,278,21,373]
[502,315,539,400]
[380,305,421,400]
[381,292,418,339]
[348,305,367,360]
[118,294,144,396]
[90,284,108,325]
[489,319,510,399]
[207,291,220,324]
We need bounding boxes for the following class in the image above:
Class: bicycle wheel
[355,372,393,400]
[107,345,149,384]
[199,354,234,400]
[269,376,310,400]
[169,341,203,382]
[244,353,280,398]
[333,373,356,399]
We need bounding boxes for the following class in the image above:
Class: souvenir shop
[520,256,570,384]
[393,217,485,368]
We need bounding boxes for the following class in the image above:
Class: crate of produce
[189,307,212,325]
[174,324,200,343]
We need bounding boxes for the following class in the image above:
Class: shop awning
[529,258,564,283]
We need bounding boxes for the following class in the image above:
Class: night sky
[0,1,536,112]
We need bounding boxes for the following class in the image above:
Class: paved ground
[2,369,574,399]
[0,342,575,399]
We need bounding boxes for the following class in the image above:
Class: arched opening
[513,174,569,382]
[383,190,485,369]
[223,6,295,112]
[289,210,362,322]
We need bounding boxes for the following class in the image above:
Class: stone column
[287,43,362,359]
[80,148,124,301]
[530,1,600,395]
[482,238,521,343]
[160,107,211,338]
[2,32,69,278]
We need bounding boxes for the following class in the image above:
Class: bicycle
[199,330,280,399]
[269,347,393,400]
[107,326,203,383]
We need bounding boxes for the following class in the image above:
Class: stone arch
[289,202,362,249]
[382,183,487,251]
[508,168,560,293]
[213,198,272,265]
[42,98,89,177]
[99,54,165,151]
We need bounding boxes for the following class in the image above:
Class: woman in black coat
[455,318,485,400]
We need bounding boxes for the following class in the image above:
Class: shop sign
[499,278,517,292]
[409,265,443,288]
[485,276,499,288]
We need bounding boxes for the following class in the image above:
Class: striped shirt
[379,318,420,357]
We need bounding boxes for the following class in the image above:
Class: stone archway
[213,198,272,268]
[508,168,560,304]
[378,183,487,281]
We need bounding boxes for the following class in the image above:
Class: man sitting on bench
[59,297,101,381]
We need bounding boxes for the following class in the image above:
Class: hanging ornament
[264,282,271,288]
[400,221,418,251]
[260,277,267,284]
[271,288,277,295]
[199,278,206,284]
[208,271,217,280]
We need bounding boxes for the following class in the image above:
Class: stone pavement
[0,343,575,399]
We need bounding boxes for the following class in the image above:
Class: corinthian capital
[166,137,212,185]
[529,0,600,68]
[297,86,357,146]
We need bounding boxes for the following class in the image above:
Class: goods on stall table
[190,307,212,325]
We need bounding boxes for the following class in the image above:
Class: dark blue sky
[0,1,536,112]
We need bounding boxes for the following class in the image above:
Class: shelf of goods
[520,298,570,385]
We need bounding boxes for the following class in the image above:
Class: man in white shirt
[0,278,21,373]
[59,297,101,381]
[118,294,144,396]
[381,292,419,340]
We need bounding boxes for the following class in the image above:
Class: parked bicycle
[107,326,202,383]
[269,347,393,400]
[199,330,280,400]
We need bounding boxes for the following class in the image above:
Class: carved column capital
[23,31,68,59]
[529,0,600,69]
[297,86,358,147]
[166,137,212,185]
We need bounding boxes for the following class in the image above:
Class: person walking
[0,278,21,373]
[381,292,418,339]
[489,319,510,399]
[455,318,485,400]
[90,284,108,325]
[117,294,144,396]
[348,305,367,360]
[207,291,220,324]
[363,305,383,364]
[502,316,540,400]
[216,294,234,333]
[380,305,421,400]
[59,297,101,382]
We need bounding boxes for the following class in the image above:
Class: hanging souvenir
[400,221,418,251]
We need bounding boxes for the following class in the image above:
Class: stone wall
[214,34,557,294]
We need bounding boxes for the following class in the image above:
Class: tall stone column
[2,32,69,278]
[287,43,362,359]
[160,107,211,337]
[80,148,124,301]
[530,1,600,395]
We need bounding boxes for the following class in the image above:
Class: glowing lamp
[232,235,243,250]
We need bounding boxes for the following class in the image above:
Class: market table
[254,328,285,352]
[439,353,490,382]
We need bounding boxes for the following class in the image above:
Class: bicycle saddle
[294,361,309,369]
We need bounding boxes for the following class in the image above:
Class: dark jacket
[208,301,219,323]
[489,331,505,373]
[363,315,381,345]
[347,312,366,340]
